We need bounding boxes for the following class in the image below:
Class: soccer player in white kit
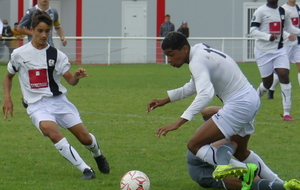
[2,10,109,179]
[269,0,300,101]
[146,32,261,190]
[250,0,300,121]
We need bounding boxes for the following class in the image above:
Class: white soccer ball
[120,170,150,190]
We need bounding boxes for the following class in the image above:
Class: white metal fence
[0,37,256,64]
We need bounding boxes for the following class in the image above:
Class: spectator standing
[0,20,13,60]
[159,14,175,63]
[0,19,3,40]
[177,21,189,38]
[17,0,67,47]
[11,22,25,50]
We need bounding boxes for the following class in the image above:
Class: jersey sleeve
[250,9,272,41]
[180,56,215,121]
[18,9,32,28]
[167,78,197,102]
[55,51,70,75]
[7,52,20,74]
[53,9,61,29]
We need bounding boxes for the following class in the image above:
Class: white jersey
[250,4,300,52]
[7,42,70,104]
[167,43,250,121]
[282,3,300,46]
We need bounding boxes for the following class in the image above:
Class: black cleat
[94,154,110,174]
[268,90,274,99]
[80,168,96,180]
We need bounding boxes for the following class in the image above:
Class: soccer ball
[120,170,150,190]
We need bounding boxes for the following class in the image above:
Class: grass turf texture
[0,63,300,189]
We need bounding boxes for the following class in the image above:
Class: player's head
[164,14,171,22]
[38,0,50,7]
[161,32,190,68]
[31,10,52,47]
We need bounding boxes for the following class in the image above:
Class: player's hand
[61,38,67,46]
[74,68,88,79]
[146,98,170,113]
[156,123,180,137]
[288,34,297,41]
[269,35,278,41]
[2,100,14,119]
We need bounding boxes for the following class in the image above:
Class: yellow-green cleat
[284,179,300,190]
[241,163,258,190]
[212,164,248,180]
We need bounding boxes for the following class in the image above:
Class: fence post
[108,38,111,65]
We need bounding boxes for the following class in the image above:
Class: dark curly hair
[161,31,190,50]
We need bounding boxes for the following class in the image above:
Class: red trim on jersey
[156,0,165,63]
[18,0,24,22]
[76,0,82,64]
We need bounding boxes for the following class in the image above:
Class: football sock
[195,144,218,166]
[270,73,279,91]
[54,137,90,172]
[298,73,300,86]
[216,143,235,165]
[280,83,292,116]
[252,179,285,190]
[84,133,101,157]
[242,150,283,183]
[257,82,268,97]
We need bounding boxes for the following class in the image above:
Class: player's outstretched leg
[212,164,248,180]
[241,163,258,190]
[80,168,96,180]
[284,179,300,190]
[85,133,110,174]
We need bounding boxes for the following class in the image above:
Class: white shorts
[26,94,82,135]
[212,85,260,139]
[254,48,290,78]
[284,45,300,63]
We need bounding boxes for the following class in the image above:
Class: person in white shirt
[146,31,261,190]
[2,10,109,180]
[268,0,300,100]
[250,0,300,121]
[0,18,3,40]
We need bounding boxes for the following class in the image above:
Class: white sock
[257,82,268,97]
[195,144,218,166]
[242,150,283,183]
[54,137,90,172]
[298,73,300,86]
[84,133,101,157]
[270,73,279,91]
[280,83,292,116]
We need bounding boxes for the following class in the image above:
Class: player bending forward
[2,10,109,179]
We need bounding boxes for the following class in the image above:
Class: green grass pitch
[0,63,300,189]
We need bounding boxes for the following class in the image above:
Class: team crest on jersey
[281,15,285,20]
[48,59,55,66]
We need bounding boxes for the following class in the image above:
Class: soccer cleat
[80,168,96,180]
[212,164,248,180]
[241,163,258,190]
[283,115,295,121]
[94,154,110,174]
[268,90,274,99]
[284,179,300,190]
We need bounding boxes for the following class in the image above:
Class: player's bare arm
[3,72,15,119]
[156,117,188,137]
[17,26,33,37]
[55,27,67,46]
[146,97,170,113]
[63,68,88,86]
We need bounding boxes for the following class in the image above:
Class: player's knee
[187,140,199,155]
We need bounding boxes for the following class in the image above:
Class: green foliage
[0,63,300,190]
